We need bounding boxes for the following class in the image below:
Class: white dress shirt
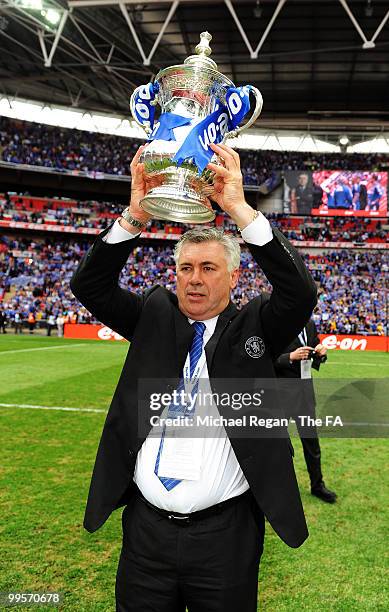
[103,211,273,511]
[104,211,273,246]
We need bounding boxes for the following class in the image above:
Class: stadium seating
[1,193,387,243]
[0,117,387,338]
[2,116,389,186]
[0,234,386,336]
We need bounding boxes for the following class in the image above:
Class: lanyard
[183,347,207,397]
[166,329,208,418]
[298,327,307,346]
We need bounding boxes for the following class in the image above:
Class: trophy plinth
[130,31,263,224]
[140,165,215,223]
[141,193,215,224]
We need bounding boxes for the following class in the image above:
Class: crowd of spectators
[0,117,139,176]
[309,250,387,335]
[1,193,387,243]
[0,234,386,337]
[277,216,387,244]
[2,116,389,186]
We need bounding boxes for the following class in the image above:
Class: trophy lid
[184,31,218,70]
[154,30,234,95]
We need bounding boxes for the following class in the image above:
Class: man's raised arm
[208,142,317,357]
[70,146,153,340]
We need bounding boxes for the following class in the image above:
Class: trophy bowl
[130,32,263,224]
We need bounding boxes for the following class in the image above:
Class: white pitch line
[0,343,86,355]
[324,362,387,366]
[0,402,106,413]
[342,422,389,427]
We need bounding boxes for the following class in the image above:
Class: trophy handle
[223,87,263,141]
[130,85,159,136]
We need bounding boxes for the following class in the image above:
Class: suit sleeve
[70,226,144,341]
[310,320,323,372]
[245,226,317,358]
[275,352,292,370]
[274,350,301,377]
[310,320,321,348]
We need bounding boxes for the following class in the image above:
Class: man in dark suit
[274,318,337,503]
[290,173,313,214]
[71,142,317,612]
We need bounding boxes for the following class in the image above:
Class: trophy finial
[184,31,217,69]
[195,32,212,57]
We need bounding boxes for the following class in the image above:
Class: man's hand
[314,343,327,357]
[289,346,315,361]
[126,145,154,227]
[207,143,256,230]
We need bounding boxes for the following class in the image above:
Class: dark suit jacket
[70,224,317,548]
[274,319,321,414]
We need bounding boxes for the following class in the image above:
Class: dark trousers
[116,492,265,612]
[295,417,323,488]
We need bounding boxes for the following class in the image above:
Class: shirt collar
[188,315,219,338]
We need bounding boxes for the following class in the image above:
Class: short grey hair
[173,227,241,272]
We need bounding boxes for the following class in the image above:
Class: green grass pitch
[0,335,388,611]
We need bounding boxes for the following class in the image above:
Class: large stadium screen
[283,170,388,217]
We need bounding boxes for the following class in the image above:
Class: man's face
[176,241,239,320]
[299,174,308,187]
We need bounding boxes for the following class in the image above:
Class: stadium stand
[1,193,387,243]
[0,232,386,337]
[0,118,387,339]
[2,116,389,186]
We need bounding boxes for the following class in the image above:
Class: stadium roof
[0,0,389,146]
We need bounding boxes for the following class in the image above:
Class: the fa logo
[245,336,265,359]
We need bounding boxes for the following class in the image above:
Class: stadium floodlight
[41,8,60,25]
[339,135,350,146]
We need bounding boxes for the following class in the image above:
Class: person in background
[291,173,313,214]
[329,179,353,210]
[0,308,7,333]
[312,180,323,209]
[14,311,22,334]
[359,181,368,211]
[56,313,64,337]
[352,176,361,210]
[274,318,337,503]
[368,175,383,211]
[28,310,36,334]
[47,313,56,336]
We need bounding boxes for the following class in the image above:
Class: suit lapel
[205,302,238,373]
[173,305,194,376]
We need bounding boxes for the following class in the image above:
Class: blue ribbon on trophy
[172,108,230,173]
[148,113,192,141]
[132,82,160,129]
[171,85,253,173]
[225,85,252,126]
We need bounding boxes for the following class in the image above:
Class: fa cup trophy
[130,31,263,223]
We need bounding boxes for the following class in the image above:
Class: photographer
[274,319,337,503]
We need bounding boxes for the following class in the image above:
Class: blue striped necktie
[154,321,206,491]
